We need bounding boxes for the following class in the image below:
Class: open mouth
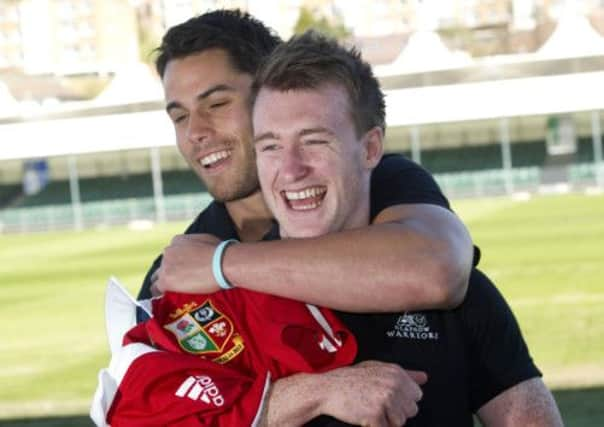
[282,186,327,211]
[199,150,232,169]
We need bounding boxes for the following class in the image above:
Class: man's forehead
[163,49,251,88]
[253,85,351,120]
[163,52,253,104]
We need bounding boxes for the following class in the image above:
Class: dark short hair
[252,30,385,136]
[155,9,282,78]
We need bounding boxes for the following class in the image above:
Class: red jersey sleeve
[99,343,270,427]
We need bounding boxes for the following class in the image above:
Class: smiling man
[163,49,260,217]
[249,31,563,427]
[254,83,377,239]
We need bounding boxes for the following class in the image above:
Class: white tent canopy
[537,1,604,59]
[93,62,164,105]
[376,0,472,76]
[376,29,473,76]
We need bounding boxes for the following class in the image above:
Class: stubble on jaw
[206,156,260,203]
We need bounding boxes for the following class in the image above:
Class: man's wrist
[267,373,326,425]
[212,239,239,290]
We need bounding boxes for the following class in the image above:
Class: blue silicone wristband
[212,239,239,290]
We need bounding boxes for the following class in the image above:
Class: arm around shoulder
[371,203,473,309]
[224,203,473,312]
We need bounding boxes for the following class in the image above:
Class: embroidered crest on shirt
[164,300,245,363]
[386,313,439,340]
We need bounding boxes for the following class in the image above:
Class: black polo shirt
[307,268,541,426]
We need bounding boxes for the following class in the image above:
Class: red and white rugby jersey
[92,280,357,427]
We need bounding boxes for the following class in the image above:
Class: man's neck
[225,190,274,242]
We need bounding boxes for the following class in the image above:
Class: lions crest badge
[164,300,244,363]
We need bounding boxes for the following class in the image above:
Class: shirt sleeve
[461,268,542,412]
[370,153,451,220]
[104,345,270,427]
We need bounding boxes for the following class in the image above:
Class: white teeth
[294,201,320,210]
[200,150,231,167]
[284,187,326,201]
[283,187,326,211]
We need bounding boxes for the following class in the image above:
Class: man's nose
[186,111,213,145]
[281,145,310,182]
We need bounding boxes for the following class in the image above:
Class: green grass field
[1,193,603,426]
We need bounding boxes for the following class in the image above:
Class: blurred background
[0,0,603,426]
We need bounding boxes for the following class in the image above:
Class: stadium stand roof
[0,68,603,161]
[2,0,604,163]
[0,107,172,161]
[385,70,604,127]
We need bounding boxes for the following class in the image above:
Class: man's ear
[361,126,384,170]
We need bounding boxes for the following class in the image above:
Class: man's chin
[279,224,329,239]
[210,185,261,203]
[204,167,260,202]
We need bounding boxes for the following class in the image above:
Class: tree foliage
[293,6,351,40]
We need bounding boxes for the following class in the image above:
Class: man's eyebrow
[299,127,335,137]
[165,84,236,113]
[254,127,335,143]
[254,131,279,143]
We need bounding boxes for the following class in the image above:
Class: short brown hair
[252,30,385,136]
[155,9,281,78]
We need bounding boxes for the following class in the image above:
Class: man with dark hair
[151,9,281,212]
[250,31,562,426]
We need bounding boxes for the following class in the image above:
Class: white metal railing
[0,193,213,233]
[434,163,602,198]
[1,164,602,233]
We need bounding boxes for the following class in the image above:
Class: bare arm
[256,373,322,427]
[157,203,472,312]
[476,378,563,427]
[258,361,427,427]
[224,203,472,312]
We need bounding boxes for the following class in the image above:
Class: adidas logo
[175,375,225,407]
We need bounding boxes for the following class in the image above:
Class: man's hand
[260,361,427,427]
[320,361,427,426]
[152,234,222,295]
